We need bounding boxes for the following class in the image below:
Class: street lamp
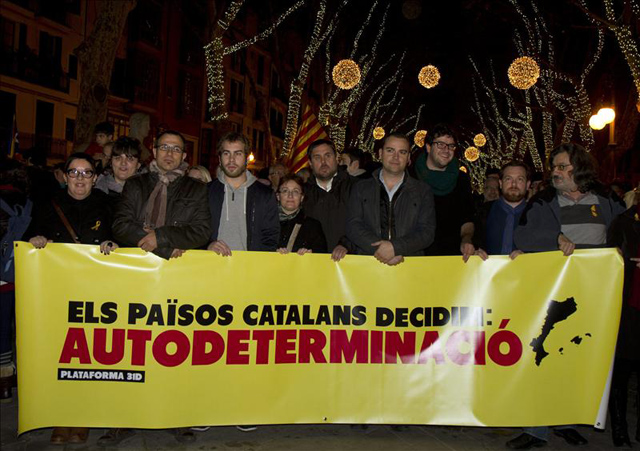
[589,107,616,145]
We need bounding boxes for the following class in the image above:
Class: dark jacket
[302,168,359,251]
[607,206,640,361]
[112,172,211,259]
[28,189,113,245]
[279,210,327,253]
[474,198,527,255]
[346,170,436,256]
[514,187,625,252]
[208,178,279,251]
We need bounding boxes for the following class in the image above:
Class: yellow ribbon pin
[590,205,598,217]
[91,221,101,231]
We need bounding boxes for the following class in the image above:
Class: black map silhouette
[530,297,577,366]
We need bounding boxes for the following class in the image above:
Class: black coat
[28,189,113,245]
[112,172,211,259]
[278,210,327,253]
[607,207,640,361]
[346,170,436,256]
[208,179,279,252]
[302,168,359,251]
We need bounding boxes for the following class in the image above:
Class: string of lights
[204,0,306,121]
[223,0,306,55]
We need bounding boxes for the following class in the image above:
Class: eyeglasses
[279,188,302,197]
[550,163,573,171]
[157,144,184,154]
[432,141,457,151]
[66,168,95,178]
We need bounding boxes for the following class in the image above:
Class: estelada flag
[287,105,328,173]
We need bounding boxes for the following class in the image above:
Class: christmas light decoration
[373,127,385,140]
[473,133,487,147]
[507,56,540,89]
[281,0,349,156]
[204,0,306,121]
[418,65,440,89]
[332,59,361,89]
[414,130,427,147]
[465,146,480,162]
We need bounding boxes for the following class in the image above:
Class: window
[1,17,15,50]
[257,55,265,86]
[270,108,284,138]
[65,118,75,142]
[229,79,244,114]
[177,71,201,119]
[68,54,77,79]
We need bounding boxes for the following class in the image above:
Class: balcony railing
[18,132,69,160]
[0,48,70,93]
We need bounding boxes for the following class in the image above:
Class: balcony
[0,48,70,94]
[19,132,69,160]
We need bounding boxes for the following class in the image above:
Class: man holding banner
[347,132,435,265]
[113,130,211,261]
[302,139,358,261]
[508,143,625,449]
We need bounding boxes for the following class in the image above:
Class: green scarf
[415,152,460,196]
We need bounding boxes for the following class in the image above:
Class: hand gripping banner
[14,243,623,433]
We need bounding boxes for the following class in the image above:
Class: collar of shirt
[316,174,336,192]
[379,170,405,201]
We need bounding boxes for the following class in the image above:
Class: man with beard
[207,132,279,256]
[412,124,478,261]
[473,161,531,258]
[302,139,359,261]
[507,143,625,449]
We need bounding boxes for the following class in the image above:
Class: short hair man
[113,130,211,260]
[412,123,478,261]
[268,162,288,191]
[302,139,359,261]
[347,133,435,265]
[508,143,625,449]
[207,132,279,256]
[340,148,369,179]
[483,177,500,202]
[86,121,115,156]
[474,161,531,259]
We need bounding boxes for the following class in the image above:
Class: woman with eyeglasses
[26,153,116,445]
[276,174,327,254]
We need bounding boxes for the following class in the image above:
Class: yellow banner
[15,243,623,433]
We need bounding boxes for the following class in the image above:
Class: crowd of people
[0,121,638,448]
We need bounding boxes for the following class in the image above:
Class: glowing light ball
[332,59,361,90]
[414,130,427,147]
[508,56,540,89]
[597,107,615,124]
[373,127,385,140]
[464,146,480,162]
[418,65,440,89]
[589,114,606,130]
[473,133,487,147]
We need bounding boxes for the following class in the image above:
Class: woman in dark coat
[607,187,640,447]
[276,174,327,254]
[27,152,116,445]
